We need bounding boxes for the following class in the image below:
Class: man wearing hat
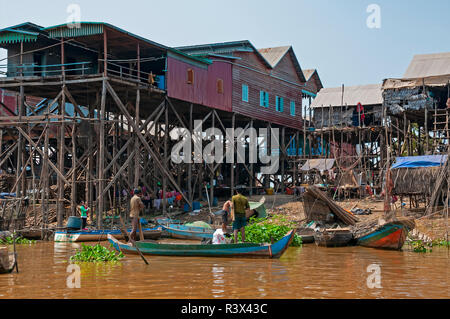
[129,188,145,243]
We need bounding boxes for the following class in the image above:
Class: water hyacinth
[238,215,302,246]
[70,244,124,262]
[0,234,36,245]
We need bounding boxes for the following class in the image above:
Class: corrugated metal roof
[46,23,104,38]
[0,30,38,44]
[404,52,450,78]
[258,46,306,82]
[302,69,316,81]
[311,84,382,108]
[176,40,273,69]
[42,22,210,65]
[258,46,290,67]
[0,22,42,45]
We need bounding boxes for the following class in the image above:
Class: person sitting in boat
[231,189,250,244]
[129,188,145,243]
[77,201,90,230]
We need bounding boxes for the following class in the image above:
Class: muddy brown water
[0,241,448,299]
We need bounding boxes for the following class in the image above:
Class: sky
[0,0,449,88]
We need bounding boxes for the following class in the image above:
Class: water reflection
[0,242,448,299]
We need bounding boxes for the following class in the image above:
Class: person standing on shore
[129,188,145,243]
[231,190,250,244]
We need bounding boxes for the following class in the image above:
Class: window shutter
[290,101,295,116]
[280,97,284,112]
[260,91,264,106]
[242,84,248,102]
[187,69,194,84]
[217,79,224,94]
[265,92,269,107]
[276,96,279,111]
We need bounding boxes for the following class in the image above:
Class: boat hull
[161,224,215,240]
[54,228,162,242]
[356,223,409,250]
[108,230,295,259]
[314,230,353,247]
[0,251,15,274]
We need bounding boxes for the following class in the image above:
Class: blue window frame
[290,100,295,116]
[276,96,284,112]
[242,84,249,102]
[260,91,269,107]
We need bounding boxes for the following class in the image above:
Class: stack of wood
[303,186,359,226]
[0,173,15,192]
[24,206,57,228]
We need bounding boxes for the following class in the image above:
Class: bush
[238,215,302,246]
[0,234,36,245]
[70,244,124,262]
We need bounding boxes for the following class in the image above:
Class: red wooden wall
[231,51,304,130]
[166,57,232,112]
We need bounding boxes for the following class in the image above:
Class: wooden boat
[296,228,315,244]
[54,227,162,242]
[161,224,215,240]
[314,229,354,247]
[154,217,182,225]
[107,230,295,259]
[0,247,16,274]
[354,218,415,250]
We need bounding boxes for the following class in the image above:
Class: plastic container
[193,201,201,211]
[67,216,82,229]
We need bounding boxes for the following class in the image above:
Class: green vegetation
[70,244,124,262]
[409,240,432,253]
[0,234,36,245]
[407,236,450,252]
[431,239,450,247]
[238,215,302,246]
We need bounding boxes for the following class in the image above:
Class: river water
[0,241,448,299]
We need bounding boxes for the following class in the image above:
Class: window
[260,91,269,107]
[242,84,249,102]
[276,96,284,112]
[217,79,224,94]
[187,69,194,84]
[290,100,295,116]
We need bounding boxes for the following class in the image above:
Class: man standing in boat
[231,189,250,244]
[129,188,145,243]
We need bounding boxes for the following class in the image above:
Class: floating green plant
[237,215,302,246]
[70,244,124,262]
[0,234,36,245]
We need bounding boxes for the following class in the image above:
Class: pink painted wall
[0,89,17,116]
[166,57,232,112]
[204,61,232,112]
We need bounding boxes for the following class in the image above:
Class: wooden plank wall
[231,51,304,130]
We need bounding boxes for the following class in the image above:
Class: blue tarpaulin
[391,155,448,169]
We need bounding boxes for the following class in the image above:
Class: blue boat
[54,227,162,242]
[107,230,295,259]
[160,224,215,240]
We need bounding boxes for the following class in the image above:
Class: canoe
[108,230,295,258]
[161,224,215,240]
[296,228,316,244]
[54,227,162,242]
[154,217,182,225]
[314,229,354,247]
[354,218,415,250]
[0,247,15,274]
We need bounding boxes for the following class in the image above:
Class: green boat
[107,230,295,259]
